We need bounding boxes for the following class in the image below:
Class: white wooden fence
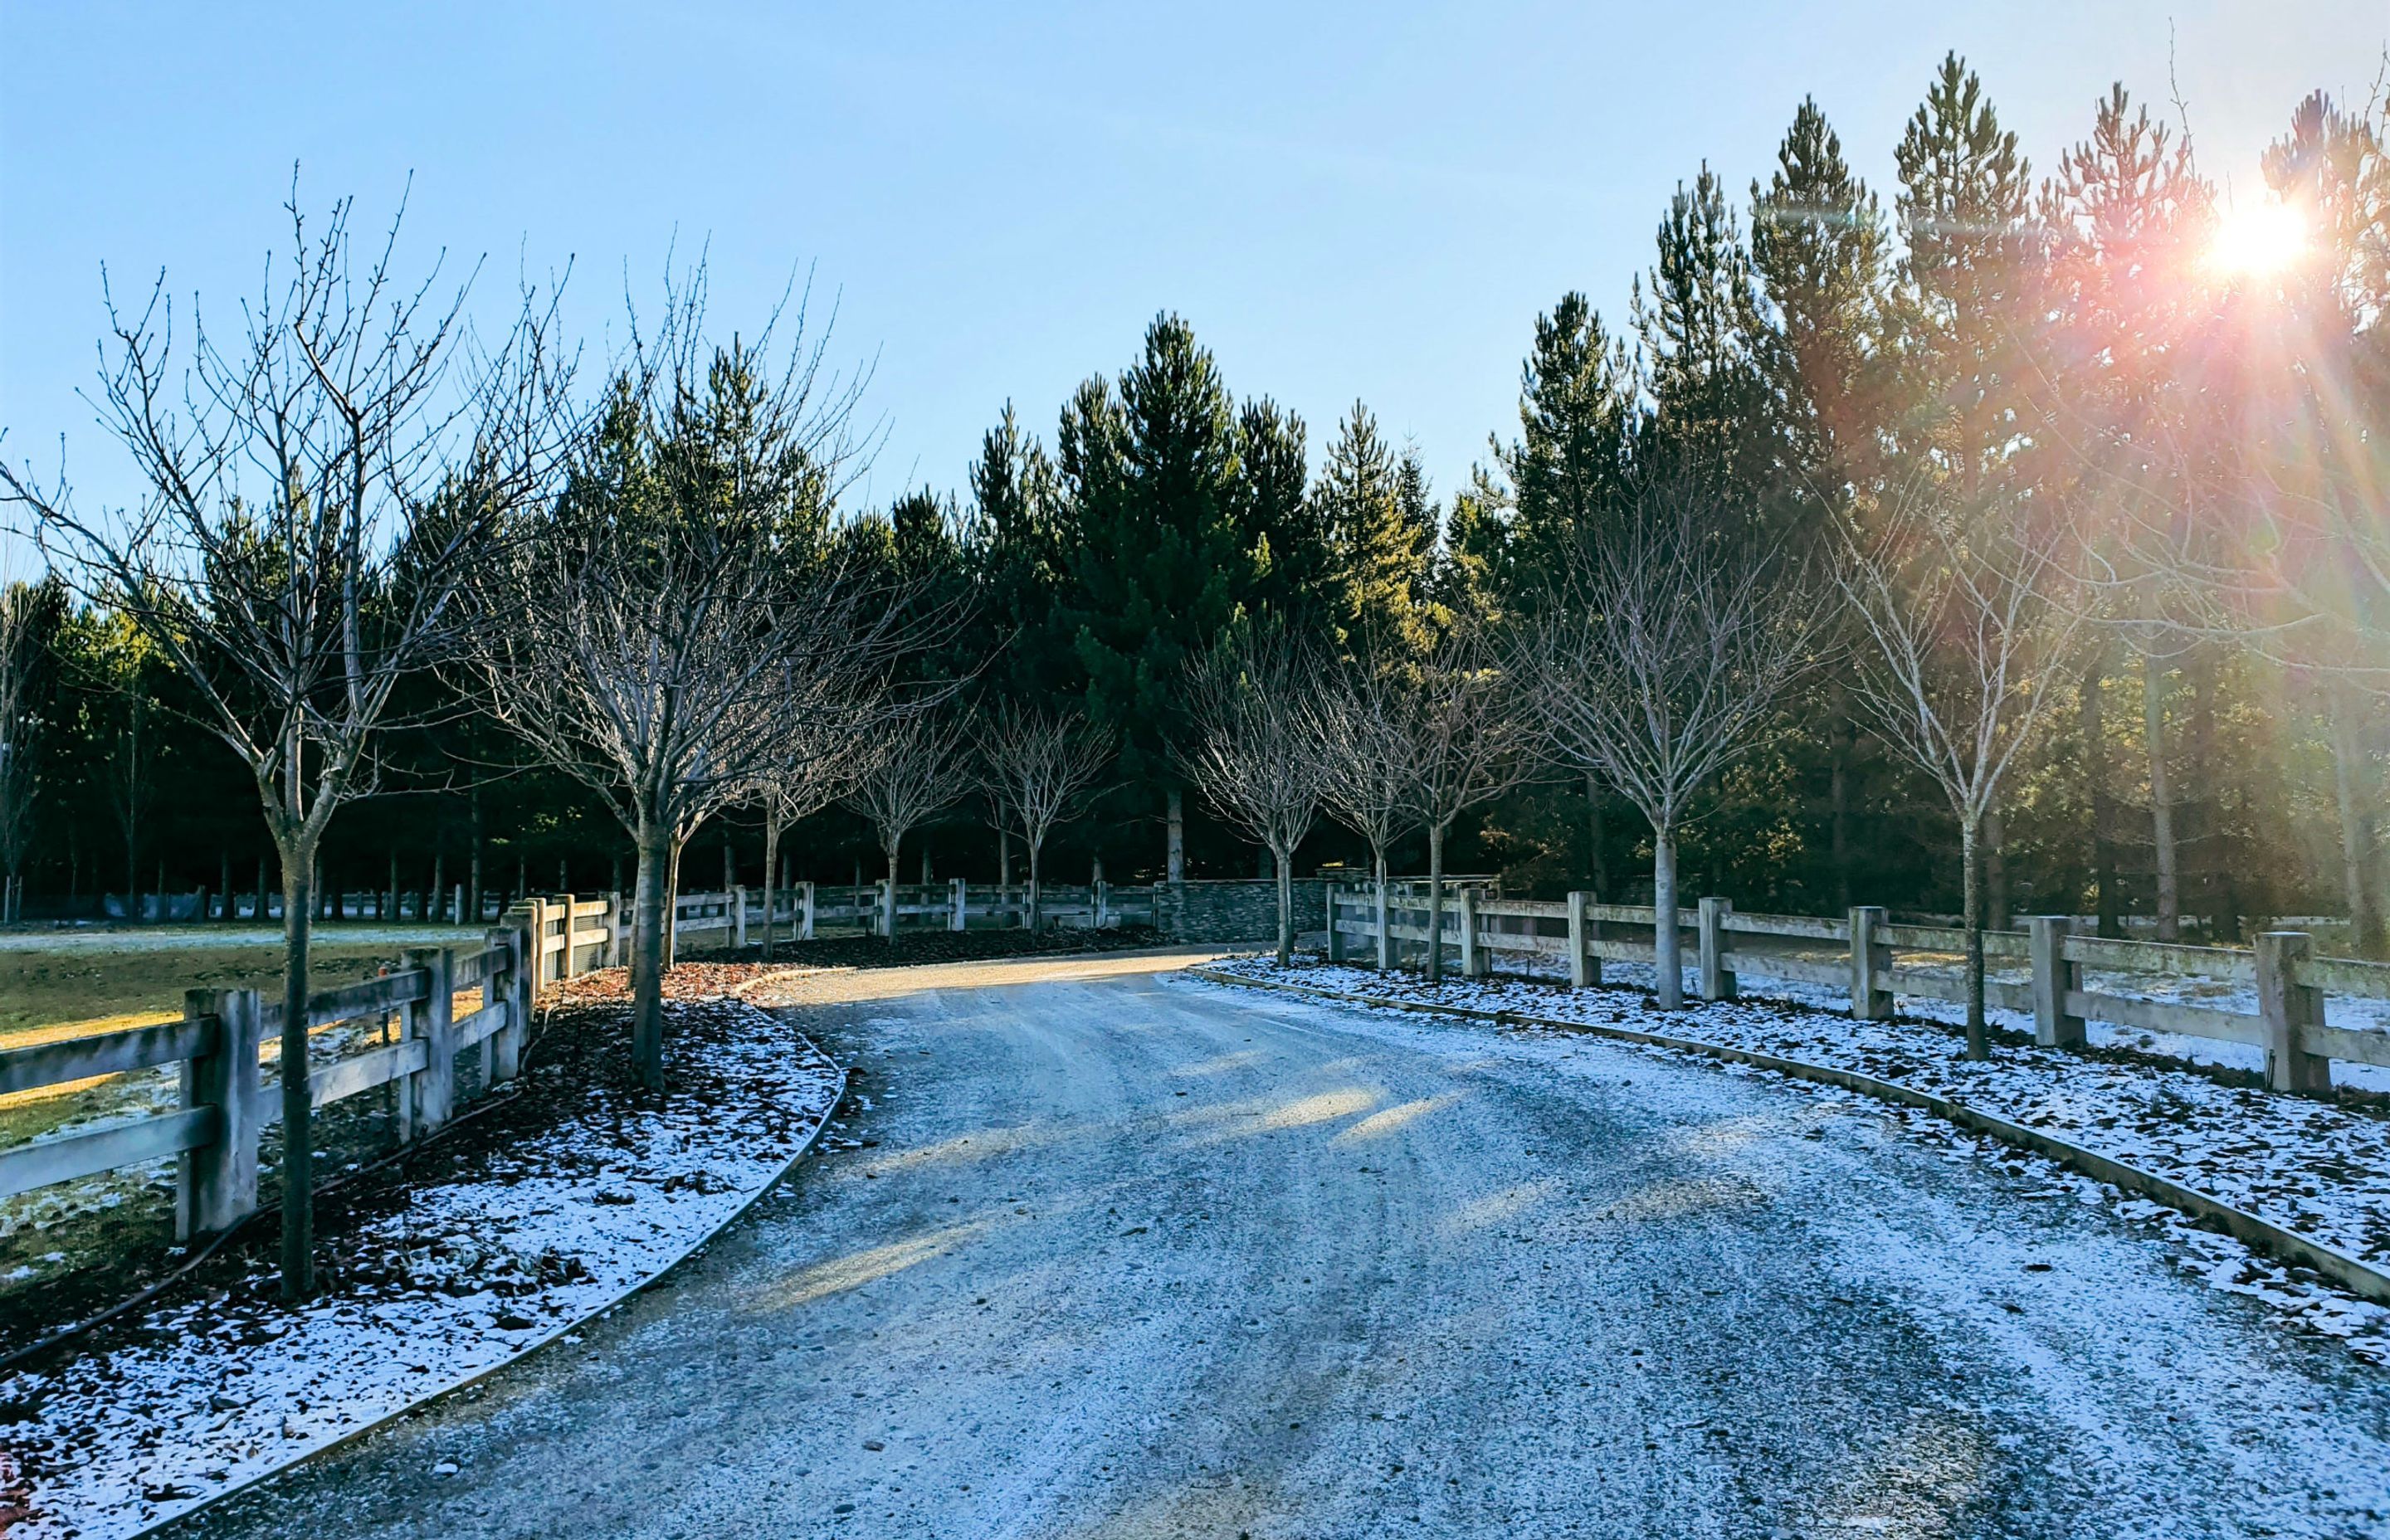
[0,899,577,1235]
[664,880,1156,947]
[1328,887,2390,1094]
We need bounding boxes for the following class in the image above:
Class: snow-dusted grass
[0,996,844,1540]
[1204,956,2390,1364]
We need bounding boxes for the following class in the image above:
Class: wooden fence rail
[660,880,1157,948]
[0,899,555,1235]
[1326,886,2390,1094]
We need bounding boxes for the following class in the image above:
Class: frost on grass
[1204,956,2390,1364]
[0,994,842,1540]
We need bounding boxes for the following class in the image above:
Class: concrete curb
[1190,966,2390,1309]
[127,1017,851,1539]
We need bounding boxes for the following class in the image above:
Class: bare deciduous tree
[978,704,1112,933]
[1835,480,2084,1055]
[1186,626,1327,966]
[842,714,973,944]
[1529,485,1822,1007]
[1399,626,1537,984]
[0,188,569,1297]
[1306,633,1420,968]
[477,280,928,1087]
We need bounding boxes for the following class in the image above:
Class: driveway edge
[1191,966,2390,1308]
[129,1040,850,1538]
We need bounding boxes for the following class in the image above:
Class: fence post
[1565,891,1593,988]
[505,911,534,1079]
[950,877,967,932]
[1326,889,1347,962]
[2028,915,2085,1047]
[799,880,816,941]
[1095,879,1110,929]
[1849,905,1892,1021]
[405,947,457,1130]
[1458,889,1486,978]
[1698,897,1736,1001]
[554,894,578,980]
[2256,930,2331,1094]
[176,987,261,1239]
[733,885,749,952]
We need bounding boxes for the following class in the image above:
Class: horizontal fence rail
[0,901,555,1235]
[662,880,1157,947]
[1325,885,2387,1094]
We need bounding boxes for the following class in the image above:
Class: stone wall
[1153,878,1329,943]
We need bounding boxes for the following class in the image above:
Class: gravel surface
[160,953,2390,1539]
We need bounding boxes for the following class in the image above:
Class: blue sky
[2,2,2383,539]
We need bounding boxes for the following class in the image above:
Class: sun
[2207,201,2308,278]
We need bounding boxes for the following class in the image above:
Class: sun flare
[2207,202,2308,277]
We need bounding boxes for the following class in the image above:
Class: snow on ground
[0,997,843,1540]
[1202,956,2390,1365]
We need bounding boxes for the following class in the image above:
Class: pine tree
[1314,401,1433,652]
[1056,314,1251,836]
[1499,292,1636,592]
[1751,96,1893,510]
[1632,163,1775,519]
[1893,51,2036,500]
[1232,396,1334,631]
[970,402,1073,702]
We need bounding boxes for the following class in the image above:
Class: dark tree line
[7,56,2390,959]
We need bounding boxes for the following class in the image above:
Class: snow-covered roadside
[1197,957,2390,1364]
[0,996,845,1540]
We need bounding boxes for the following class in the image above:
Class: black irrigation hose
[0,1002,558,1382]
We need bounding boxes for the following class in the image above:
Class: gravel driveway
[165,953,2390,1539]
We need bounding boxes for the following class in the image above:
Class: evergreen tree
[1232,396,1334,631]
[1751,96,1894,510]
[1632,163,1776,521]
[1893,51,2036,500]
[1498,292,1636,591]
[1055,314,1251,846]
[970,402,1074,704]
[1314,401,1434,652]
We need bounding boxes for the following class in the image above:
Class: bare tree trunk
[276,835,317,1299]
[998,826,1012,888]
[1027,840,1042,934]
[1425,822,1446,983]
[885,842,901,947]
[664,839,682,969]
[1828,682,1853,912]
[2332,686,2383,957]
[1962,816,1988,1060]
[631,820,671,1090]
[1373,846,1390,970]
[1652,826,1682,1009]
[2144,655,2178,941]
[1274,846,1294,967]
[1984,809,2008,932]
[760,808,783,962]
[1166,787,1185,883]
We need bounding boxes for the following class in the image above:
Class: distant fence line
[1327,886,2390,1095]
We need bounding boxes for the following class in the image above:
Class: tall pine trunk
[1424,823,1446,983]
[2083,653,2119,938]
[1962,815,1988,1060]
[2332,686,2383,957]
[1652,827,1682,1009]
[2143,653,2179,941]
[630,820,672,1090]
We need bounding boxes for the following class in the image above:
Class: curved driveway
[172,953,2390,1539]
